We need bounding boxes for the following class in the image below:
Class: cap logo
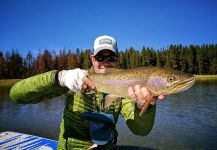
[99,38,113,46]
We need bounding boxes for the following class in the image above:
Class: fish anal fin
[139,94,154,116]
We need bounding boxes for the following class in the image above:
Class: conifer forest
[0,44,217,79]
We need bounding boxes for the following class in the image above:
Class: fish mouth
[179,77,195,85]
[167,77,195,94]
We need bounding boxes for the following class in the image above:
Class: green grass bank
[194,75,217,81]
[0,75,217,87]
[0,79,21,87]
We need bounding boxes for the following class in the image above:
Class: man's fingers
[149,96,157,105]
[134,85,141,97]
[128,86,137,101]
[141,87,151,99]
[83,76,95,90]
[135,85,148,103]
[158,94,165,100]
[128,85,165,107]
[82,83,87,90]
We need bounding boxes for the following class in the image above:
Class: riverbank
[0,75,217,87]
[194,75,217,81]
[0,79,21,87]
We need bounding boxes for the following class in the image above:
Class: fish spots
[147,77,168,92]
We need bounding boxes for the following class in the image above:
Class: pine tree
[0,51,3,78]
[208,44,217,74]
[81,49,92,69]
[67,50,80,69]
[25,50,35,77]
[58,49,67,70]
[9,49,23,78]
[118,51,126,69]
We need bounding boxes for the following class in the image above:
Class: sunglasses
[94,53,118,62]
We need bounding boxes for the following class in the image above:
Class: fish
[88,67,195,116]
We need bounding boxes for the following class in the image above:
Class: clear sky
[1,0,217,56]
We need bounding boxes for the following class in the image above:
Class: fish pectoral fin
[139,94,154,117]
[104,95,121,108]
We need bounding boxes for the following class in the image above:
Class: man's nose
[102,61,112,67]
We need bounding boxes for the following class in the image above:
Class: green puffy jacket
[9,70,156,150]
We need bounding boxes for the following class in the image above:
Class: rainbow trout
[88,67,195,116]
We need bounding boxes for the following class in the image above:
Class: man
[9,35,165,149]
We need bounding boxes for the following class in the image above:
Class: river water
[0,81,217,150]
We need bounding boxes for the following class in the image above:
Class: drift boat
[0,131,57,150]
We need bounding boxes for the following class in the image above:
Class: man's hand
[58,68,95,92]
[128,84,165,109]
[82,76,96,91]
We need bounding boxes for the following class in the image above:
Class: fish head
[145,68,195,95]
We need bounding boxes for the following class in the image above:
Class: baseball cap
[93,35,118,56]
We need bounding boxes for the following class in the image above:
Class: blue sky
[1,0,217,56]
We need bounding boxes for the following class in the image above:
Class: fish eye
[167,75,176,82]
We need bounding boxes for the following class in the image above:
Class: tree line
[0,44,217,79]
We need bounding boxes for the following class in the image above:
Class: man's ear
[90,55,95,63]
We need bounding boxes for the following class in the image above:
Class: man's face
[90,50,118,73]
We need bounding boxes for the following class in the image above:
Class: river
[0,81,217,150]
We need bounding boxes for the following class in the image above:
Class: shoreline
[194,75,217,81]
[0,75,217,87]
[0,79,21,87]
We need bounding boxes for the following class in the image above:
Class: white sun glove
[58,68,88,92]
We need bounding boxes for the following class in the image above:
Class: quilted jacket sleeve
[120,98,156,136]
[9,70,68,104]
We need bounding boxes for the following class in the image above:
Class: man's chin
[99,68,107,73]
